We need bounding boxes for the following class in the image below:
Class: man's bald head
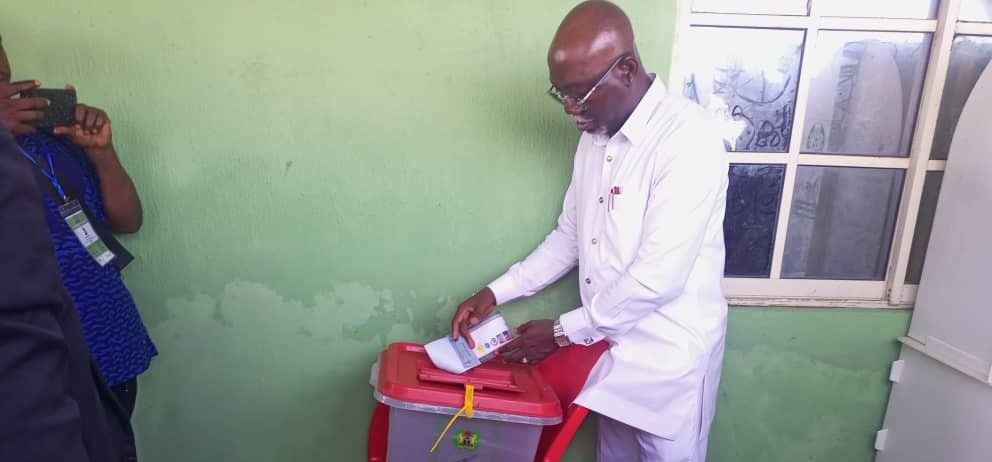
[548,1,637,81]
[546,1,653,136]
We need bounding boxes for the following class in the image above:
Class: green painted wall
[3,1,910,461]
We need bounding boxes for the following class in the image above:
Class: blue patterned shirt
[17,133,157,386]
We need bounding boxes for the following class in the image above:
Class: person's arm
[85,144,143,233]
[54,101,142,233]
[559,131,728,343]
[487,175,580,304]
[451,169,580,344]
[0,121,89,461]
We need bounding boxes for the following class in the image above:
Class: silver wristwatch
[553,320,572,347]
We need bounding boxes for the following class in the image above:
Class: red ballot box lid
[376,342,562,421]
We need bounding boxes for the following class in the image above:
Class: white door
[874,61,992,462]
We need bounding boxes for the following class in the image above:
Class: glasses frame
[548,54,631,111]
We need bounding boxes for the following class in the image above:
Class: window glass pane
[783,166,905,280]
[932,36,992,160]
[725,164,786,277]
[682,27,805,153]
[693,0,809,15]
[802,31,931,157]
[815,0,938,19]
[906,171,943,284]
[960,0,992,22]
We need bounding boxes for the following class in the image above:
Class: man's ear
[618,56,639,86]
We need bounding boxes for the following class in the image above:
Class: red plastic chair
[367,341,608,462]
[367,403,390,462]
[534,341,608,461]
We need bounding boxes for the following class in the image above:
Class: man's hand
[502,319,557,365]
[451,287,497,348]
[53,92,113,152]
[0,80,46,136]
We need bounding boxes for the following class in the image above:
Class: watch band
[553,320,571,347]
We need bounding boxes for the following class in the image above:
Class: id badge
[58,199,115,267]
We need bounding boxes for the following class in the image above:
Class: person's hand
[0,80,46,136]
[53,90,113,152]
[501,319,557,365]
[451,287,497,348]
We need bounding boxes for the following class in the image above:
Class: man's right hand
[451,287,497,348]
[0,80,47,136]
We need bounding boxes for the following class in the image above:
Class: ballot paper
[425,313,513,374]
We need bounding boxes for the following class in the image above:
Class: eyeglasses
[547,54,629,111]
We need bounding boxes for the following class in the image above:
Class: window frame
[669,0,992,308]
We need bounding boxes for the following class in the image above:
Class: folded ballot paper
[425,313,513,374]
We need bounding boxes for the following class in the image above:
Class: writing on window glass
[682,27,804,153]
[802,32,930,156]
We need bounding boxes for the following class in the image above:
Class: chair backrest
[533,342,608,461]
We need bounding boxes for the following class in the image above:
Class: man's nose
[563,100,585,116]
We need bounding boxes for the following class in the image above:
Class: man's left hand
[53,89,112,151]
[502,319,557,365]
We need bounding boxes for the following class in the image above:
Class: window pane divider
[795,154,911,168]
[818,17,938,33]
[957,22,992,35]
[885,0,962,305]
[689,13,939,33]
[690,13,811,29]
[728,154,926,168]
[727,153,790,164]
[767,3,825,281]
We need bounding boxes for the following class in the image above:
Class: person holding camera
[0,35,156,418]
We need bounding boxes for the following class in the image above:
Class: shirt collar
[617,76,667,146]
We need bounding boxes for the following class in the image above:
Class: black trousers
[110,378,138,418]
